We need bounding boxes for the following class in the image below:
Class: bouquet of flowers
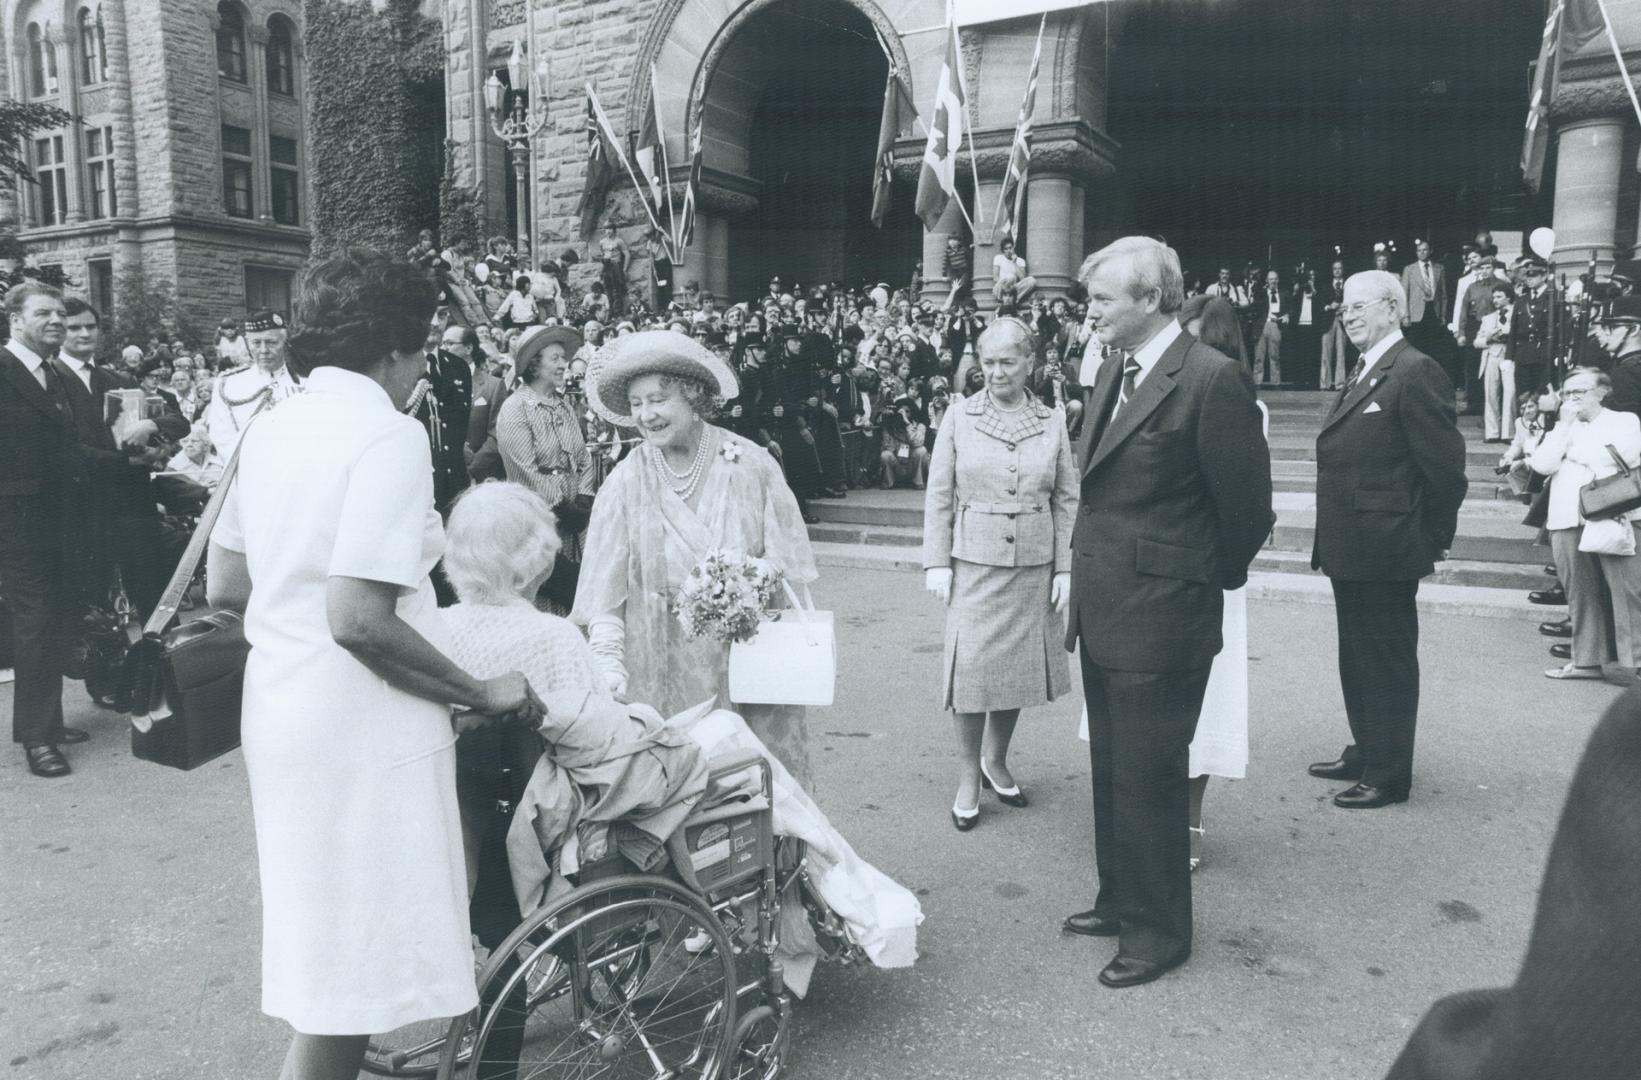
[673,548,784,644]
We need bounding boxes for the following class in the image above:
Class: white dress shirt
[1108,318,1184,422]
[6,336,49,386]
[58,352,95,393]
[1355,328,1404,384]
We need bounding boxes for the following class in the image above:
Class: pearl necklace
[649,425,711,500]
[989,391,1028,414]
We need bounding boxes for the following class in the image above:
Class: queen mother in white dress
[206,250,540,1080]
[572,330,821,787]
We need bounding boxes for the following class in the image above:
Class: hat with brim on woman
[513,324,584,374]
[585,330,739,428]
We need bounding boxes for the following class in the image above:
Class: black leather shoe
[951,805,979,832]
[1544,564,1558,576]
[1333,783,1409,809]
[1063,910,1121,937]
[57,726,89,745]
[1099,952,1187,988]
[25,744,70,778]
[1307,757,1362,781]
[1539,619,1572,638]
[1550,642,1573,660]
[1529,588,1567,605]
[979,761,1028,808]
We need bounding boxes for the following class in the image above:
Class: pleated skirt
[941,558,1071,713]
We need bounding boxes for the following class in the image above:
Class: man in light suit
[1309,270,1467,808]
[1063,237,1274,987]
[1401,240,1455,386]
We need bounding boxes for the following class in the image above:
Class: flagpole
[949,0,983,238]
[1591,0,1641,129]
[651,64,682,263]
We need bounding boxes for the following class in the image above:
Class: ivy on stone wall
[438,142,485,254]
[304,0,444,257]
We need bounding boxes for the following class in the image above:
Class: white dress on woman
[214,366,478,1035]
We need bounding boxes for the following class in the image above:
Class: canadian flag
[914,12,965,231]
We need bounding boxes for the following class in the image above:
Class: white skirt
[1078,587,1249,780]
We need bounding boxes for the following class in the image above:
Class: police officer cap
[1519,256,1548,273]
[244,310,286,332]
[1597,294,1641,324]
[743,331,767,349]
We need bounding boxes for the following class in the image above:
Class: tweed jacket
[922,391,1077,572]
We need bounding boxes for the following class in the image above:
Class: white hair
[1346,269,1407,314]
[1078,236,1186,314]
[443,482,563,605]
[976,316,1037,362]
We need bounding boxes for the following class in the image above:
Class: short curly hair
[286,248,439,378]
[653,372,721,420]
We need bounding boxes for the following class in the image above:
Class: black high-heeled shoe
[951,801,979,832]
[979,760,1029,808]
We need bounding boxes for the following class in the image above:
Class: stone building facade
[442,0,1115,309]
[0,0,311,339]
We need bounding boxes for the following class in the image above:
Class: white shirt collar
[1129,319,1183,384]
[59,352,89,371]
[7,337,47,373]
[1358,328,1404,379]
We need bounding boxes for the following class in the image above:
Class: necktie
[1330,357,1365,417]
[1422,263,1433,294]
[1113,356,1141,420]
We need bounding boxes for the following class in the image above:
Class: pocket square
[1363,402,1383,414]
[473,396,488,406]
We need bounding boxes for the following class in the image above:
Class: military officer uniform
[203,311,302,457]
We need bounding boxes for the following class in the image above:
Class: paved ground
[0,569,1617,1079]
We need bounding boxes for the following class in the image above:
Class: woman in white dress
[207,250,541,1080]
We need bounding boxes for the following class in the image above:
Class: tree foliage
[0,100,73,181]
[438,141,485,254]
[304,0,444,257]
[112,269,199,354]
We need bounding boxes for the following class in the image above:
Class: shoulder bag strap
[139,438,247,640]
[1606,443,1632,477]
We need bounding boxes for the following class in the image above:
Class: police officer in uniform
[1508,257,1555,397]
[203,309,301,456]
[415,309,473,518]
[1599,295,1641,418]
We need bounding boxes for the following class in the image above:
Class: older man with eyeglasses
[1308,270,1468,809]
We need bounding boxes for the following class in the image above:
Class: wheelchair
[363,750,863,1080]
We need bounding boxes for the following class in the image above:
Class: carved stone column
[919,198,966,308]
[100,0,139,225]
[971,178,1005,312]
[1024,173,1083,297]
[1551,115,1626,275]
[247,24,274,223]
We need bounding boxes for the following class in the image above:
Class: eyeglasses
[1341,297,1393,317]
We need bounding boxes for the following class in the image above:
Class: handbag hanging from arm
[1579,444,1641,522]
[122,442,250,770]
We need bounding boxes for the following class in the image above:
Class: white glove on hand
[587,614,630,702]
[925,567,953,604]
[1050,572,1071,614]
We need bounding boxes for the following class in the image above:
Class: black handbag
[1579,444,1641,522]
[124,446,248,770]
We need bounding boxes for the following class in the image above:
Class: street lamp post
[484,41,550,268]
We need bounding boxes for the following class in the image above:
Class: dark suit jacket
[1606,352,1641,419]
[1311,337,1468,581]
[466,367,509,482]
[1254,285,1287,330]
[1318,278,1347,333]
[1401,260,1449,325]
[1506,287,1554,370]
[0,346,83,501]
[1066,330,1275,673]
[1386,686,1641,1080]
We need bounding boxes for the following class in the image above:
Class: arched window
[216,1,246,82]
[78,8,107,84]
[266,15,295,97]
[26,22,58,97]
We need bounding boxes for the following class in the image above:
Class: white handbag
[728,580,836,707]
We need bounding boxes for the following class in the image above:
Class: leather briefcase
[126,441,250,770]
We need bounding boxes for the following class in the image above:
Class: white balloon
[1529,227,1556,260]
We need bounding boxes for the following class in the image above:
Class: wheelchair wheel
[438,874,739,1080]
[727,1000,790,1080]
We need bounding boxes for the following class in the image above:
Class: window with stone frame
[222,125,254,218]
[270,134,299,225]
[33,134,68,226]
[88,258,114,321]
[78,8,108,85]
[244,265,293,316]
[266,15,296,97]
[26,22,59,98]
[85,125,116,219]
[216,1,247,82]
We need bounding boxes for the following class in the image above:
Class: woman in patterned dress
[572,330,820,787]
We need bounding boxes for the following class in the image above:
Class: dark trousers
[1330,578,1421,791]
[0,495,74,746]
[1079,646,1210,963]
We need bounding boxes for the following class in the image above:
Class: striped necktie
[1330,356,1365,417]
[1112,356,1141,421]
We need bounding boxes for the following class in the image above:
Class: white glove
[586,614,629,701]
[925,567,952,604]
[1050,572,1071,614]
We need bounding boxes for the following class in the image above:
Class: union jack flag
[993,16,1045,243]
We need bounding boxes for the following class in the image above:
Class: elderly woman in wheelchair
[362,482,918,1080]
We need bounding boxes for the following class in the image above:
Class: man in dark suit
[1508,257,1555,397]
[1309,270,1468,809]
[1063,237,1275,987]
[439,323,509,483]
[54,297,188,619]
[0,283,86,777]
[417,310,472,517]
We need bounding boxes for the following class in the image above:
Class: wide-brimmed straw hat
[512,324,583,372]
[585,330,739,427]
